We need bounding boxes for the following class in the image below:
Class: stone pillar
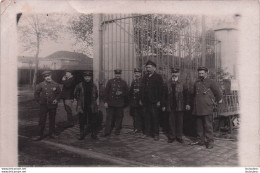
[93,14,102,104]
[214,27,238,79]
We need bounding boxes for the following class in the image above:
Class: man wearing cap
[162,67,191,144]
[60,70,76,128]
[34,71,61,140]
[129,68,144,135]
[191,67,222,149]
[74,71,99,140]
[140,60,163,141]
[102,69,129,136]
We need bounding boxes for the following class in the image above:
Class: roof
[18,51,93,70]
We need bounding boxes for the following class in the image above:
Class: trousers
[104,107,124,135]
[196,114,214,143]
[78,107,98,136]
[168,111,184,139]
[38,105,57,136]
[131,107,144,132]
[63,99,74,125]
[144,103,159,136]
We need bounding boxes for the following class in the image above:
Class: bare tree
[18,14,62,89]
[68,14,93,57]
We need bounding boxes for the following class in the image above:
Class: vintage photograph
[17,13,240,166]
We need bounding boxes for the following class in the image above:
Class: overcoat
[74,82,98,114]
[192,78,222,116]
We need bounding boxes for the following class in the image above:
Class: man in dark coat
[129,68,144,135]
[162,67,190,143]
[191,67,222,149]
[60,70,76,127]
[34,71,61,141]
[102,69,129,136]
[140,60,163,141]
[74,71,99,140]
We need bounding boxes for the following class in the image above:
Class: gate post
[201,15,206,66]
[93,14,102,104]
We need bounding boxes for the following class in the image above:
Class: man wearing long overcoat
[191,67,222,149]
[140,60,163,141]
[74,71,99,140]
[102,69,129,136]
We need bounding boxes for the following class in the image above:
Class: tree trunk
[32,34,40,90]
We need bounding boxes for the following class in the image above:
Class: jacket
[166,78,190,112]
[60,77,76,99]
[103,78,129,108]
[192,77,222,116]
[34,80,61,108]
[141,72,163,104]
[74,82,98,114]
[129,78,142,107]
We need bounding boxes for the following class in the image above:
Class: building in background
[18,51,93,85]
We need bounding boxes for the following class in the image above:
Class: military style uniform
[103,69,129,136]
[129,68,144,134]
[34,71,61,139]
[166,69,190,143]
[192,67,222,148]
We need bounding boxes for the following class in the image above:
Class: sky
[17,13,92,58]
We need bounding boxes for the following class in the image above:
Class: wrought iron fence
[100,14,221,88]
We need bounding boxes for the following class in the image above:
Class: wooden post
[201,15,206,66]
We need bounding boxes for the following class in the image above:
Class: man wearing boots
[74,71,99,140]
[162,67,190,144]
[102,69,129,137]
[129,68,144,136]
[191,67,222,149]
[34,71,61,141]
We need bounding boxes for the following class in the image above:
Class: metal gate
[99,14,221,91]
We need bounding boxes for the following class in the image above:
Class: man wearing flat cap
[162,67,190,144]
[191,67,222,149]
[129,68,144,135]
[60,70,76,128]
[102,68,129,136]
[140,60,163,141]
[34,71,61,141]
[74,71,99,140]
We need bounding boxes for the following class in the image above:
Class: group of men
[33,59,222,149]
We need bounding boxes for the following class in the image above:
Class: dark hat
[83,71,93,77]
[145,60,157,67]
[134,68,142,73]
[114,69,122,74]
[197,66,209,72]
[42,71,51,77]
[171,67,180,73]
